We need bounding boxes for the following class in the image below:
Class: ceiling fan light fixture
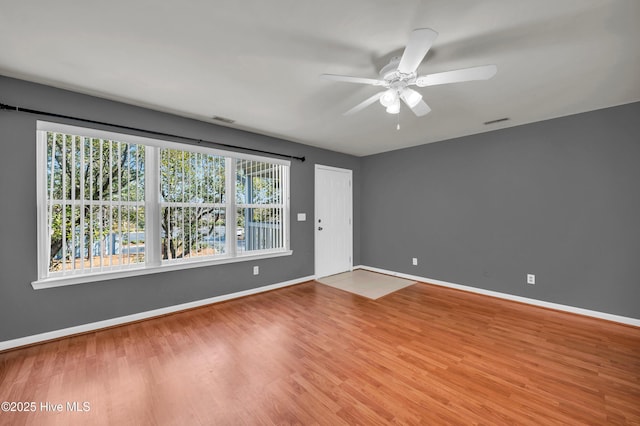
[379,89,398,108]
[386,99,400,114]
[400,88,422,108]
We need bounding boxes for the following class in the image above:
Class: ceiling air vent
[212,116,235,124]
[484,117,510,125]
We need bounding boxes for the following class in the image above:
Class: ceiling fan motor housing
[380,56,416,85]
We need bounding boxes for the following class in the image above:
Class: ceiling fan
[321,28,497,118]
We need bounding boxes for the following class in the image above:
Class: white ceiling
[1,0,639,156]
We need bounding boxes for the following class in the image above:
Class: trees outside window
[36,122,290,284]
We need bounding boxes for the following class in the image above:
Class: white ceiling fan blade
[344,92,384,116]
[397,28,439,74]
[406,98,431,117]
[321,74,384,86]
[415,64,497,87]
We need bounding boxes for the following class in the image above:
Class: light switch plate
[297,213,306,221]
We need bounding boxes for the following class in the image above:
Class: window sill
[31,250,293,290]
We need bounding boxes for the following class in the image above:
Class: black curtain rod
[0,102,305,162]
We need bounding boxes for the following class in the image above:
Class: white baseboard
[354,265,640,327]
[0,275,315,352]
[4,268,636,352]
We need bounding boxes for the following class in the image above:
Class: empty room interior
[1,1,639,424]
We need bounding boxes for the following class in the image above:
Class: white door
[315,165,353,278]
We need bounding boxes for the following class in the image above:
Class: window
[236,159,287,255]
[38,130,146,276]
[36,122,290,287]
[159,148,227,262]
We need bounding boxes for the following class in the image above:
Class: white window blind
[160,148,227,262]
[36,122,290,286]
[41,130,146,277]
[236,159,288,255]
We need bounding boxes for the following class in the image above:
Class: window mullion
[70,135,76,271]
[79,137,86,272]
[61,133,68,274]
[226,157,237,258]
[145,146,161,267]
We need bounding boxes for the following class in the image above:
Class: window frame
[34,121,291,289]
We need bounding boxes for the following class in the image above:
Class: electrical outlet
[527,274,535,285]
[253,266,259,275]
[412,258,418,266]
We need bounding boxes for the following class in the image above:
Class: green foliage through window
[38,124,289,280]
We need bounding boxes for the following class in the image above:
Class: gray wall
[0,75,361,341]
[361,102,640,318]
[1,73,637,343]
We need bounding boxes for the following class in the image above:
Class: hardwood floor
[1,281,639,425]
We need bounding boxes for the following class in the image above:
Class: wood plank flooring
[1,281,639,425]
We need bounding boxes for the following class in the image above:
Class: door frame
[314,164,353,278]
